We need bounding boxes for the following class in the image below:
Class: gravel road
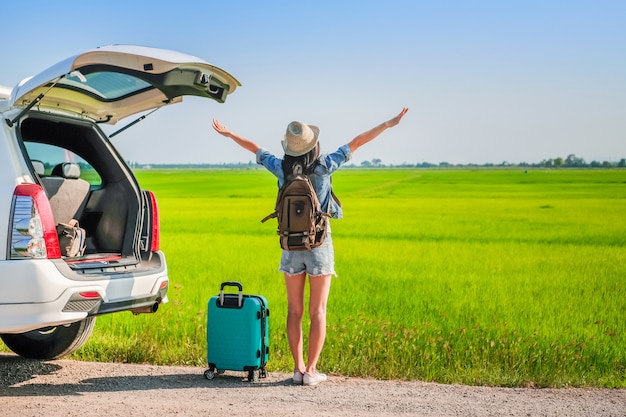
[1,353,625,417]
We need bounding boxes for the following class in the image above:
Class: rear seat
[41,163,90,225]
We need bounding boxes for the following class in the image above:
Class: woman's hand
[385,107,409,128]
[212,119,230,137]
[347,107,409,153]
[211,118,260,154]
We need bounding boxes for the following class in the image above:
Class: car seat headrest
[31,160,45,176]
[51,162,81,179]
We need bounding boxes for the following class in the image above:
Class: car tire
[0,317,96,360]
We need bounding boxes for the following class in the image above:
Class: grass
[5,168,626,387]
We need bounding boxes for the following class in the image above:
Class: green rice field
[17,169,626,387]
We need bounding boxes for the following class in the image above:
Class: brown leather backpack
[261,163,329,251]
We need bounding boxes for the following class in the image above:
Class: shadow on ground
[0,353,289,397]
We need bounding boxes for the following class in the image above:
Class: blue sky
[1,0,624,165]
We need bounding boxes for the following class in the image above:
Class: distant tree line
[356,154,626,169]
[535,154,626,169]
[127,155,626,170]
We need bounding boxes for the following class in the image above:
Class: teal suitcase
[204,281,269,382]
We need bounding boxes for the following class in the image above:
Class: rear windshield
[61,70,152,100]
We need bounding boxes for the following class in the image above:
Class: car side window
[24,142,102,186]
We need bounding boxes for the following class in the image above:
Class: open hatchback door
[8,44,241,125]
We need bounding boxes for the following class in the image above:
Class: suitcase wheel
[248,370,258,382]
[204,369,215,380]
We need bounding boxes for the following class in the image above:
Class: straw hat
[281,121,320,156]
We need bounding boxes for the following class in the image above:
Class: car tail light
[146,190,160,251]
[9,184,61,259]
[79,291,101,299]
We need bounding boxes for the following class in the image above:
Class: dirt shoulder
[1,353,625,417]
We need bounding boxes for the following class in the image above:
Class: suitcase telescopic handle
[219,281,243,307]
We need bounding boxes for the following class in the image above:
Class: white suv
[0,45,240,359]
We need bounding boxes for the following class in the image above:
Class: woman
[212,107,408,385]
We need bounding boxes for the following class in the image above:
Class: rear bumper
[0,251,168,334]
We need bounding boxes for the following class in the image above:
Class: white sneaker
[303,372,327,386]
[292,370,304,385]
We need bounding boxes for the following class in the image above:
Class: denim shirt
[256,144,352,219]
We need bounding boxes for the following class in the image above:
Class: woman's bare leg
[284,272,306,373]
[305,274,332,374]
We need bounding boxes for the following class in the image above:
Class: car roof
[9,45,241,124]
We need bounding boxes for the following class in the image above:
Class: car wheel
[0,317,96,360]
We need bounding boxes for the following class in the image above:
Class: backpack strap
[261,212,277,223]
[330,176,341,208]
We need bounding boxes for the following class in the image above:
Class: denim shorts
[279,233,336,277]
